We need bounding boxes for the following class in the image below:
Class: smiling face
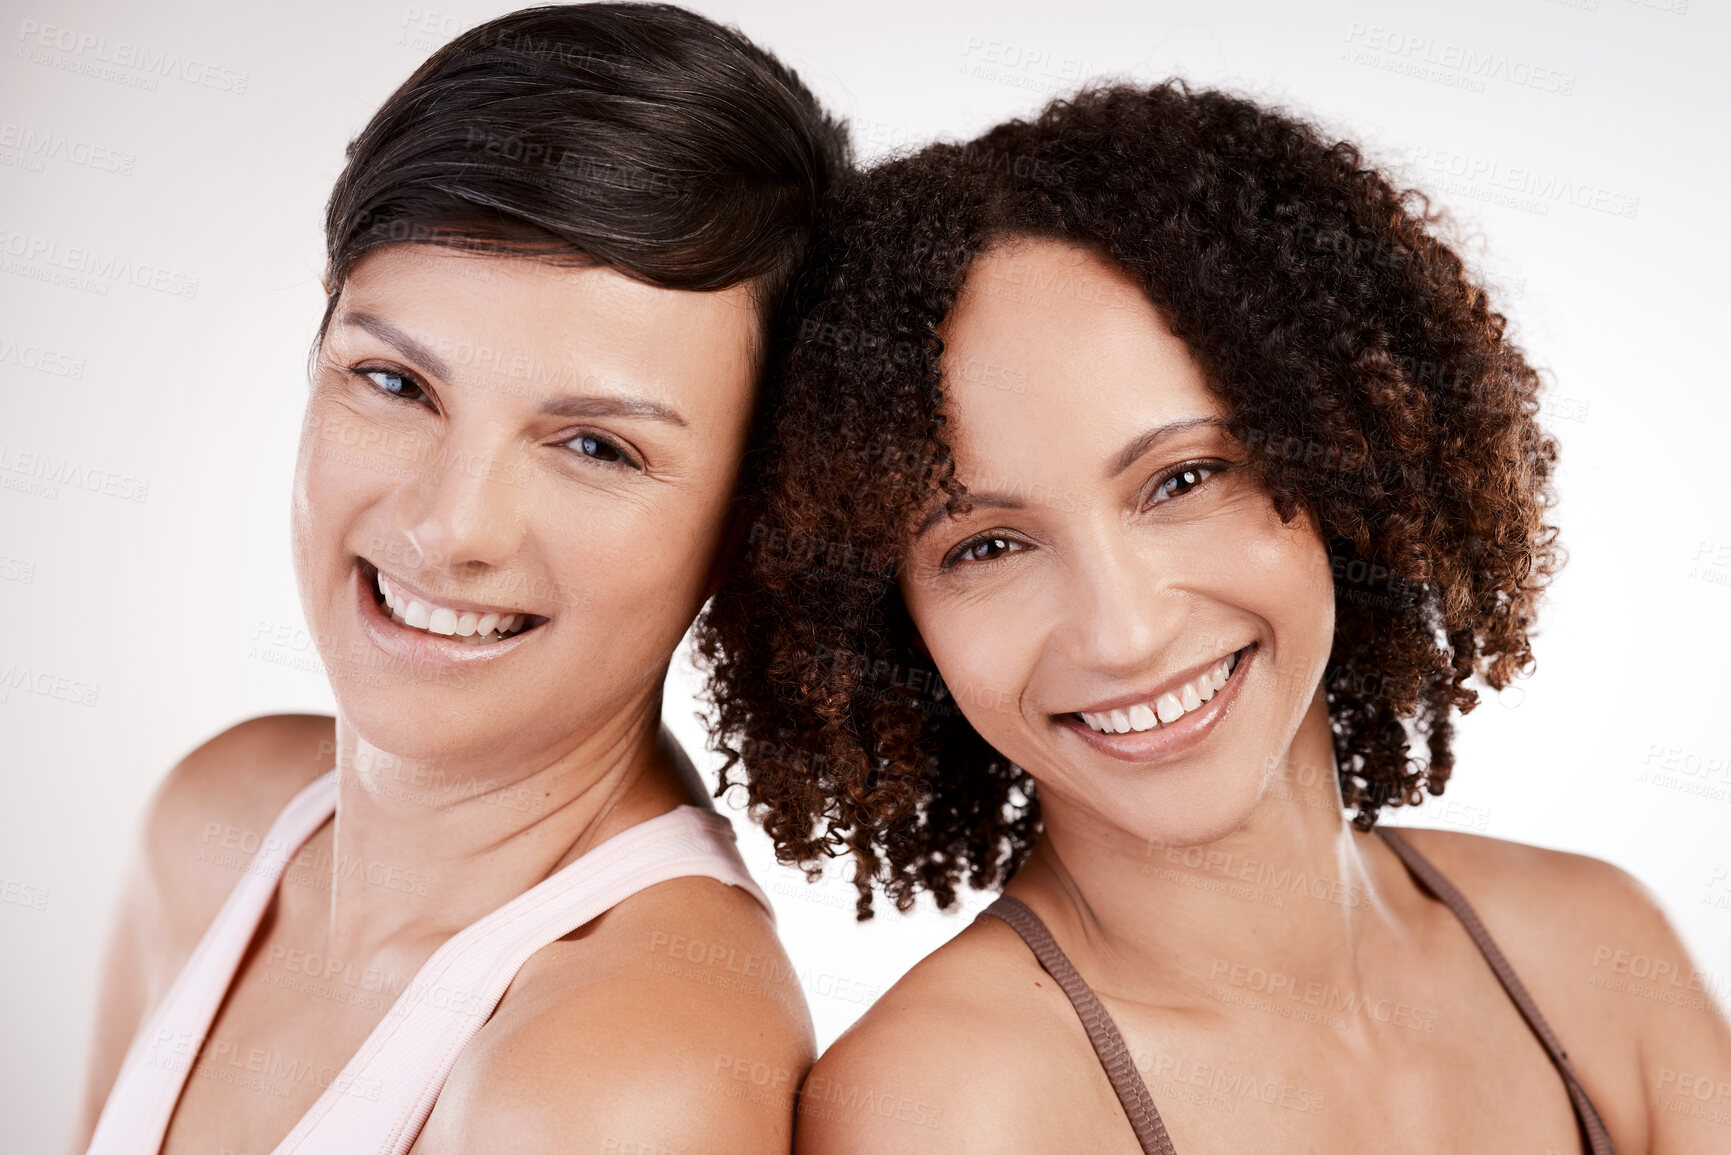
[898,238,1336,848]
[294,245,761,764]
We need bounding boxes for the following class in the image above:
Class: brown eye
[945,534,1022,569]
[1150,463,1221,506]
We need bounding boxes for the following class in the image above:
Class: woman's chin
[326,706,453,771]
[319,672,509,766]
[1132,801,1259,854]
[1065,771,1274,857]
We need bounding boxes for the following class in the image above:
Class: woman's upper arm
[794,994,1056,1155]
[68,733,219,1152]
[1621,882,1731,1154]
[69,841,158,1153]
[1524,846,1731,1155]
[414,973,813,1155]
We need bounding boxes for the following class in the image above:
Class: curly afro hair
[697,81,1561,919]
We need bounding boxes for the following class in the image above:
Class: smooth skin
[795,239,1731,1155]
[75,247,812,1155]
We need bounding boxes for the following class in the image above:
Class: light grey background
[2,0,1726,1149]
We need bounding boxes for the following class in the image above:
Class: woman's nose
[391,434,526,574]
[1055,536,1186,675]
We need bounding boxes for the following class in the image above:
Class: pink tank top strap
[86,771,770,1155]
[277,806,767,1153]
[85,769,342,1154]
[1374,827,1618,1155]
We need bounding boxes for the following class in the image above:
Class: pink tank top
[86,769,772,1154]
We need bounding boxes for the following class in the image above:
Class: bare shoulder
[796,913,1119,1155]
[417,871,815,1155]
[74,714,337,1150]
[1380,825,1731,1146]
[142,714,336,942]
[1380,826,1685,984]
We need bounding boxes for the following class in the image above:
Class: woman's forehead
[329,246,761,415]
[940,242,1222,459]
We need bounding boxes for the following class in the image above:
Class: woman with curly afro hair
[699,81,1730,1154]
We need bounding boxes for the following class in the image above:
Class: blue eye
[361,368,424,402]
[566,432,640,470]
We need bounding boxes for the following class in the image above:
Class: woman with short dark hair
[701,82,1731,1153]
[76,6,846,1153]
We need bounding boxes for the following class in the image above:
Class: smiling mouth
[364,562,546,646]
[1074,649,1245,735]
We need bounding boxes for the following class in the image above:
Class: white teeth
[371,570,532,644]
[1075,651,1243,735]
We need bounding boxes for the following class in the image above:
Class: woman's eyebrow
[539,394,687,427]
[913,417,1228,539]
[1107,417,1226,477]
[337,310,686,427]
[913,493,1023,540]
[337,310,454,381]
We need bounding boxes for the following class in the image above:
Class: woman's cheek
[925,590,1034,748]
[301,397,423,505]
[552,485,723,660]
[1242,513,1335,703]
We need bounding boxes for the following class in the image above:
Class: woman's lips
[351,559,546,672]
[1057,644,1256,765]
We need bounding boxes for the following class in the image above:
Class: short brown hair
[320,2,850,345]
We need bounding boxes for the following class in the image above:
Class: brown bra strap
[977,895,1178,1155]
[1375,827,1618,1155]
[983,835,1618,1155]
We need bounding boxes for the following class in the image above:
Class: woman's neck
[1012,693,1404,1009]
[313,689,698,958]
